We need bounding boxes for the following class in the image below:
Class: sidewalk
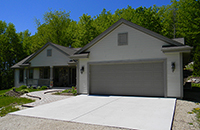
[21,88,72,107]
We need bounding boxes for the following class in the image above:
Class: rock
[5,90,23,97]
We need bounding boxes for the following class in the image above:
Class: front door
[53,67,68,87]
[53,66,76,87]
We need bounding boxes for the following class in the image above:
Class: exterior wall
[166,53,183,98]
[78,58,89,94]
[87,24,167,62]
[78,23,183,97]
[14,69,26,87]
[30,45,71,67]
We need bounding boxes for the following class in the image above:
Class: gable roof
[11,42,81,68]
[75,18,184,54]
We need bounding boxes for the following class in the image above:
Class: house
[70,18,192,98]
[12,19,192,98]
[11,42,79,88]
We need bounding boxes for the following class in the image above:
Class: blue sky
[0,0,171,35]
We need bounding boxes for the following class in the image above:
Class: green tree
[0,21,23,89]
[35,9,72,47]
[75,14,98,47]
[176,0,200,75]
[94,9,117,34]
[18,30,32,56]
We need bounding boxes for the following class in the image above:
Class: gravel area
[172,99,200,130]
[0,115,127,130]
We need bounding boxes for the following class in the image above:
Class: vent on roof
[47,49,52,56]
[118,32,128,46]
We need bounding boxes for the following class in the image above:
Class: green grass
[0,96,34,117]
[189,123,193,125]
[0,88,12,95]
[0,96,34,108]
[0,106,20,117]
[0,86,38,117]
[0,85,49,116]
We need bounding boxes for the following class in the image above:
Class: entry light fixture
[80,66,84,74]
[171,62,175,72]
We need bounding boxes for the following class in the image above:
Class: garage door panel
[90,61,165,96]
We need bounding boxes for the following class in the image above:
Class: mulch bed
[51,92,74,96]
[59,93,74,96]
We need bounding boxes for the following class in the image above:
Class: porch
[26,66,76,87]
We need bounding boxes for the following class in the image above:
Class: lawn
[0,85,49,117]
[0,95,34,117]
[0,88,12,95]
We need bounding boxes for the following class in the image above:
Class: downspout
[76,60,79,94]
[180,53,183,99]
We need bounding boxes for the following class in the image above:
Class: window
[40,68,50,79]
[29,69,34,79]
[19,69,24,82]
[47,49,52,56]
[118,32,128,45]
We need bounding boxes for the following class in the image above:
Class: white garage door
[89,61,165,96]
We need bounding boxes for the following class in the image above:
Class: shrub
[40,86,48,90]
[62,89,71,93]
[71,86,77,96]
[21,89,29,93]
[185,62,193,71]
[54,92,61,95]
[19,85,27,90]
[192,83,200,88]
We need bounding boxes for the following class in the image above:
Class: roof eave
[69,53,89,59]
[161,46,193,53]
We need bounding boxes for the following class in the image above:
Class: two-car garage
[89,60,166,97]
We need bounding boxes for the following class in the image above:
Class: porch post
[50,66,53,88]
[24,67,27,86]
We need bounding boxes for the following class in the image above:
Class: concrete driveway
[10,95,176,130]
